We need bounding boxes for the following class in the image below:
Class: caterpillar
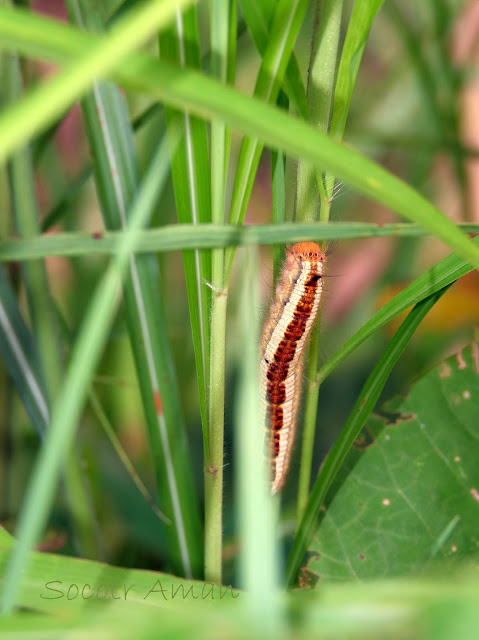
[260,242,325,494]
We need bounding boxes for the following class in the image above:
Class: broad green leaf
[0,528,240,616]
[308,341,479,582]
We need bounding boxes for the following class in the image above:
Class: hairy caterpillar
[260,242,325,494]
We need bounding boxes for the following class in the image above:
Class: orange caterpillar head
[289,242,325,262]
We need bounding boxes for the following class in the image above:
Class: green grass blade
[66,0,202,579]
[2,6,479,268]
[0,267,49,436]
[271,93,287,277]
[323,0,385,212]
[2,222,479,261]
[224,0,237,167]
[293,0,343,521]
[239,0,309,119]
[225,0,309,278]
[0,135,173,614]
[87,391,170,525]
[235,246,281,628]
[286,284,451,587]
[316,236,479,385]
[330,0,385,140]
[40,103,163,234]
[295,0,343,221]
[159,5,212,465]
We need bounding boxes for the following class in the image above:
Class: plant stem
[295,0,343,521]
[204,0,230,583]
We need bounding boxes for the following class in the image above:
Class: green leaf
[0,528,240,616]
[235,247,280,624]
[308,341,479,581]
[317,234,479,385]
[1,223,479,262]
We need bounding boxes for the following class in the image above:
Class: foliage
[0,0,478,637]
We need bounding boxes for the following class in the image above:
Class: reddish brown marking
[153,390,163,415]
[261,242,325,493]
[91,231,103,239]
[36,533,67,552]
[265,266,320,462]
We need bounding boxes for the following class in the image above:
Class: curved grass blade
[286,283,452,587]
[0,0,196,166]
[2,6,479,270]
[316,235,479,385]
